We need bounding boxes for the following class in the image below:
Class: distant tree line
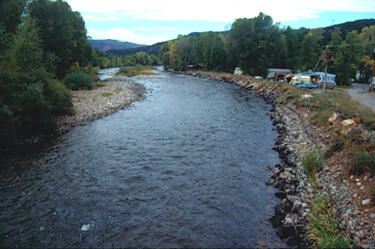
[92,50,160,68]
[159,13,375,86]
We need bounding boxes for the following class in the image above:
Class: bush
[349,145,375,175]
[302,150,324,176]
[309,196,351,249]
[45,79,72,115]
[371,185,375,204]
[117,65,156,77]
[325,136,348,158]
[63,71,93,90]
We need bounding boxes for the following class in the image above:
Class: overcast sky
[65,0,375,45]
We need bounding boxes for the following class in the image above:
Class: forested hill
[88,39,143,52]
[107,41,167,56]
[106,19,375,56]
[322,19,375,43]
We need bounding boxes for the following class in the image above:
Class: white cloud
[67,0,375,22]
[87,28,167,45]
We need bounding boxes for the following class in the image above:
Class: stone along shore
[57,79,145,133]
[179,71,375,248]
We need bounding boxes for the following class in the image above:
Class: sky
[65,0,375,45]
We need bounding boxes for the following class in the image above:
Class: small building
[267,68,292,82]
[234,67,243,75]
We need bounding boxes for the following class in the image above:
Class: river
[0,70,288,248]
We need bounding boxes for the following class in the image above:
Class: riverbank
[179,71,375,248]
[57,79,145,134]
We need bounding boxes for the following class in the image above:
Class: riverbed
[0,70,288,247]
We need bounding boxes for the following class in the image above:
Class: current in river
[0,70,288,248]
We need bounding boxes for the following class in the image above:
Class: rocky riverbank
[57,79,145,133]
[179,71,375,248]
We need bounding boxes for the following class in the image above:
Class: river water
[0,70,288,248]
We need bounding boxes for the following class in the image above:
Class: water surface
[0,71,287,248]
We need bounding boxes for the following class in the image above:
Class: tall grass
[117,65,156,77]
[309,196,351,249]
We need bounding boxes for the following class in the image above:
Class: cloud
[67,0,375,22]
[87,28,167,45]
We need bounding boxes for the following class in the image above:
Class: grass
[302,149,324,176]
[101,92,113,97]
[94,82,106,88]
[309,196,351,249]
[349,144,375,175]
[114,87,123,94]
[117,65,157,77]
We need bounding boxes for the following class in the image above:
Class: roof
[268,68,292,73]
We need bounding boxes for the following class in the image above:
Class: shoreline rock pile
[179,70,375,248]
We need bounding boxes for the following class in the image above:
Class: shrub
[371,185,375,204]
[325,136,348,158]
[117,65,156,77]
[45,79,72,115]
[349,144,375,175]
[63,71,93,90]
[302,150,324,176]
[309,196,351,249]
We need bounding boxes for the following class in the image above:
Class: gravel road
[347,83,375,113]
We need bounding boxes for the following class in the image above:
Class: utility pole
[370,48,375,92]
[323,45,331,94]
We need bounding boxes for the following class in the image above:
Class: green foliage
[29,0,92,77]
[10,18,43,73]
[349,144,375,175]
[230,13,279,76]
[117,65,156,77]
[44,80,72,115]
[63,71,93,90]
[309,196,351,249]
[334,31,362,85]
[300,29,323,71]
[325,136,347,158]
[0,0,26,34]
[371,185,375,204]
[302,150,324,176]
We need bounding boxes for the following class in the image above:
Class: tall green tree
[0,0,26,34]
[300,29,323,71]
[229,13,279,76]
[29,0,91,77]
[334,31,362,85]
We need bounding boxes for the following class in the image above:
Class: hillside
[322,19,375,43]
[106,41,169,56]
[106,19,375,56]
[88,39,143,52]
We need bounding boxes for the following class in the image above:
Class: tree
[300,29,323,71]
[229,13,279,76]
[359,25,375,83]
[29,0,91,77]
[334,31,362,85]
[0,0,26,34]
[10,17,43,73]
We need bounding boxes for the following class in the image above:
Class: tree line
[159,13,375,85]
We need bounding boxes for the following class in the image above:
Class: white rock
[81,223,95,231]
[341,119,356,128]
[328,112,341,124]
[301,94,313,100]
[362,199,371,206]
